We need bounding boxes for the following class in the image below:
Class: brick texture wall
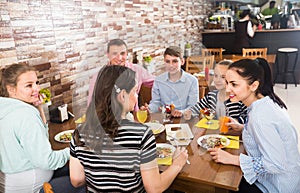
[0,0,211,117]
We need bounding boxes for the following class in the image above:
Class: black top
[232,20,251,54]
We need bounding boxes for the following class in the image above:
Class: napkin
[75,114,86,124]
[223,135,240,149]
[157,157,172,165]
[195,118,219,130]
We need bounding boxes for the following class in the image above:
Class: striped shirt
[240,96,300,193]
[70,119,157,193]
[190,90,247,124]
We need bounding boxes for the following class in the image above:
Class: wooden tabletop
[149,113,244,193]
[48,114,244,193]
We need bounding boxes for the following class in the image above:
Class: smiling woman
[0,63,85,193]
[208,58,300,193]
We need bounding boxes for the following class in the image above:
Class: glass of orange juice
[136,110,148,123]
[219,116,230,133]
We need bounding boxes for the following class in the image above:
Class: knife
[224,136,243,142]
[167,135,194,141]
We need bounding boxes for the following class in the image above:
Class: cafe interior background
[1,0,300,144]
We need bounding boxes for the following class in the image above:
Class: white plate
[197,134,230,149]
[145,122,165,135]
[156,143,176,159]
[54,130,74,143]
[165,123,194,146]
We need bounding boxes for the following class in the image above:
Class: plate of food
[145,122,165,135]
[165,123,194,146]
[156,143,176,165]
[197,134,230,149]
[54,130,74,143]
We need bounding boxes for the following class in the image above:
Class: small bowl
[156,143,176,165]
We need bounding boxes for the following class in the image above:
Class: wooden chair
[185,55,215,74]
[197,76,209,99]
[43,182,54,193]
[242,48,268,59]
[201,48,224,62]
[138,83,152,106]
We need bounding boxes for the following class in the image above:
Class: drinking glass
[161,105,171,123]
[219,116,230,133]
[137,110,147,123]
[201,108,215,125]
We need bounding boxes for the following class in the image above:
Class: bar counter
[202,28,300,54]
[202,28,300,83]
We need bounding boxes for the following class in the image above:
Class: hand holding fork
[167,135,191,165]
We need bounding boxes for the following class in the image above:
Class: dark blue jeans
[233,177,262,193]
[40,165,86,193]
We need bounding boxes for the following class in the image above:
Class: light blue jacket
[0,97,69,174]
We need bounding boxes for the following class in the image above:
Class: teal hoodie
[0,97,69,174]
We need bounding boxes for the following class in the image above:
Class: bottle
[185,43,192,57]
[258,23,263,30]
[205,67,209,81]
[132,52,138,64]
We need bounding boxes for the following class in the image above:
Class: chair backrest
[205,55,215,69]
[202,48,223,62]
[242,48,268,59]
[197,76,209,99]
[139,83,152,106]
[185,55,215,74]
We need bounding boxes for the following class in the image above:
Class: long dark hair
[75,65,136,153]
[228,58,287,109]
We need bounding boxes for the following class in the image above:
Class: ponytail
[256,58,287,109]
[229,58,287,109]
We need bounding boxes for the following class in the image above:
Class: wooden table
[48,118,76,150]
[149,113,244,193]
[223,54,276,64]
[49,114,244,193]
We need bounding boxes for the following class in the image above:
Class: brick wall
[0,0,211,117]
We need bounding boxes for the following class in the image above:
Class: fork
[167,135,191,165]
